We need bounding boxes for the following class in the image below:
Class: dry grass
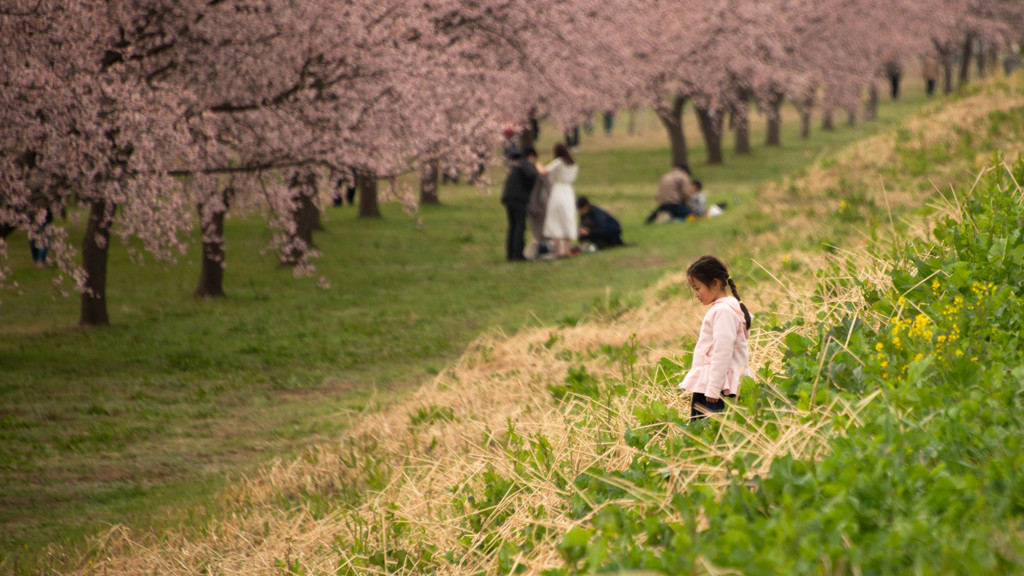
[66,78,1024,576]
[753,75,1024,247]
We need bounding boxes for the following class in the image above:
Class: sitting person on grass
[690,180,730,219]
[645,164,694,224]
[690,179,706,217]
[577,196,623,249]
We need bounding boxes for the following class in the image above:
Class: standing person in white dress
[540,143,579,258]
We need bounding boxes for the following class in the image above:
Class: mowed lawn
[0,79,935,569]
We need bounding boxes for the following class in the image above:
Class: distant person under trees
[442,160,461,184]
[564,125,580,152]
[30,208,53,268]
[468,147,489,184]
[519,110,540,151]
[885,59,903,100]
[602,110,615,135]
[922,56,940,97]
[332,169,357,206]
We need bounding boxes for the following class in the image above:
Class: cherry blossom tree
[590,0,707,169]
[922,0,1024,91]
[1,0,195,324]
[4,1,504,311]
[692,0,797,162]
[4,0,1022,324]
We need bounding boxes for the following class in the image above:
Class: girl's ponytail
[727,277,752,331]
[687,255,753,330]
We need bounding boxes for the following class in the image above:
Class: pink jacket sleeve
[704,307,740,399]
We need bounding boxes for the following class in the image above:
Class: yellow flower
[875,342,884,351]
[955,349,964,356]
[880,361,888,368]
[931,279,941,291]
[914,353,924,362]
[972,281,997,295]
[908,314,932,339]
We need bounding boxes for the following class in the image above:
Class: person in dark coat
[30,208,53,267]
[577,196,623,249]
[331,168,357,206]
[501,147,539,261]
[885,59,903,100]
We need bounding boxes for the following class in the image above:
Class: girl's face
[688,276,726,305]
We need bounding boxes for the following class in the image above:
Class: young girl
[679,255,753,420]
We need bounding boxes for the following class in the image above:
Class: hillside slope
[69,75,1024,576]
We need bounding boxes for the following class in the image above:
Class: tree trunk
[733,90,750,155]
[959,33,974,88]
[281,170,318,266]
[933,40,955,95]
[846,109,856,127]
[195,190,228,298]
[798,95,813,139]
[942,57,953,94]
[358,172,381,218]
[297,173,319,240]
[864,86,878,121]
[420,160,440,205]
[765,91,783,147]
[695,105,723,165]
[298,190,321,233]
[627,104,640,136]
[976,41,987,78]
[518,128,535,152]
[657,94,688,168]
[80,200,114,326]
[822,103,834,131]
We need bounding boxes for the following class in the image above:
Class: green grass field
[0,79,939,571]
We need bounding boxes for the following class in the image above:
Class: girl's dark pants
[690,392,735,421]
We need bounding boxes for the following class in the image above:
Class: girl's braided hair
[686,255,752,330]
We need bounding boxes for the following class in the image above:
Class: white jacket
[679,297,752,399]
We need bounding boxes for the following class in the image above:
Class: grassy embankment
[0,73,969,573]
[53,73,1024,575]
